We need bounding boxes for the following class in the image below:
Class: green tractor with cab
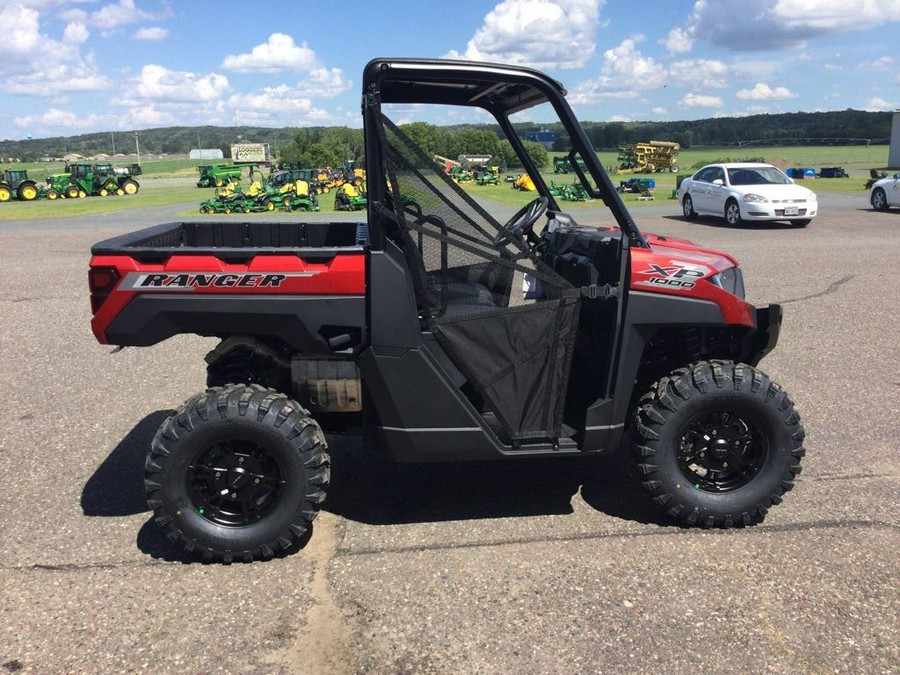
[0,169,41,202]
[47,162,140,198]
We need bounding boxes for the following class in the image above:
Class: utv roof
[363,58,567,115]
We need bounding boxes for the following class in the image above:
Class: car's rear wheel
[871,187,889,211]
[682,195,697,219]
[724,199,743,226]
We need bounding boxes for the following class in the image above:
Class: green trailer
[197,164,244,188]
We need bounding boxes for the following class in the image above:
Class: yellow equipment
[616,140,680,174]
[513,174,536,191]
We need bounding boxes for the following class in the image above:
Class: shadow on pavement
[82,416,670,562]
[81,410,172,517]
[324,436,666,527]
[661,214,810,229]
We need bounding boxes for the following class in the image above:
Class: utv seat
[433,277,498,318]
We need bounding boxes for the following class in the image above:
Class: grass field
[0,144,890,221]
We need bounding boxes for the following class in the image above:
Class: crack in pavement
[335,518,898,558]
[779,274,854,304]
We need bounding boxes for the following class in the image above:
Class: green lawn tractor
[476,166,502,185]
[0,169,41,202]
[548,180,590,202]
[199,185,254,213]
[334,182,367,211]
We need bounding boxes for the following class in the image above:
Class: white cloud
[227,85,315,114]
[0,5,109,94]
[602,37,664,82]
[675,0,900,52]
[571,38,724,104]
[663,27,693,54]
[63,22,89,44]
[651,106,668,115]
[680,92,723,108]
[869,56,894,69]
[133,26,168,41]
[771,0,895,31]
[297,67,352,99]
[123,105,176,127]
[445,0,603,69]
[668,59,730,88]
[226,83,345,126]
[865,97,895,111]
[1,5,48,61]
[14,107,110,131]
[736,83,797,100]
[90,0,157,31]
[222,33,319,73]
[119,64,230,103]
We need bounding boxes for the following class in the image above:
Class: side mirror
[713,179,724,186]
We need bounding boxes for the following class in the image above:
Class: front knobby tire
[145,384,329,562]
[631,361,805,528]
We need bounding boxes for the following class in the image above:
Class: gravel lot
[0,192,897,673]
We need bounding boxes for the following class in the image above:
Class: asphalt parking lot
[0,193,897,673]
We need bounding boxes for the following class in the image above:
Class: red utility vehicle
[90,59,805,562]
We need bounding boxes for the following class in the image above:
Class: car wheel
[724,199,743,227]
[871,188,889,211]
[682,195,697,220]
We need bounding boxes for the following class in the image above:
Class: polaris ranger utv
[89,59,805,562]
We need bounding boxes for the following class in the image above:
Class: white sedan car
[870,173,900,211]
[679,162,817,227]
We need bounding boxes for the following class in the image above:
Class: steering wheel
[492,196,549,247]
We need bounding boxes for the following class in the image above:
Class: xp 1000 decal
[635,262,710,291]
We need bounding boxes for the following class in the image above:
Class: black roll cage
[361,57,648,252]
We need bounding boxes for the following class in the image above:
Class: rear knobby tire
[145,384,329,562]
[631,360,804,528]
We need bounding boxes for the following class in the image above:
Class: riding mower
[281,179,320,212]
[334,182,367,211]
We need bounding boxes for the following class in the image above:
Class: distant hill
[0,110,891,162]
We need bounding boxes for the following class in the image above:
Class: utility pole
[135,132,141,167]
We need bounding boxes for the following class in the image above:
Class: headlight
[742,193,768,203]
[707,266,745,299]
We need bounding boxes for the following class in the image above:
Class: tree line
[0,109,891,163]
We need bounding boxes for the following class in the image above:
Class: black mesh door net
[376,114,580,441]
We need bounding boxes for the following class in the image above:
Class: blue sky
[2,0,898,140]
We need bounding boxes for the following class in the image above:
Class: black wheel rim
[677,410,767,492]
[187,439,285,526]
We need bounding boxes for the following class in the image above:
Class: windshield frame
[362,58,649,251]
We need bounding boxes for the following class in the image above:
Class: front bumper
[744,304,782,365]
[741,202,817,221]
